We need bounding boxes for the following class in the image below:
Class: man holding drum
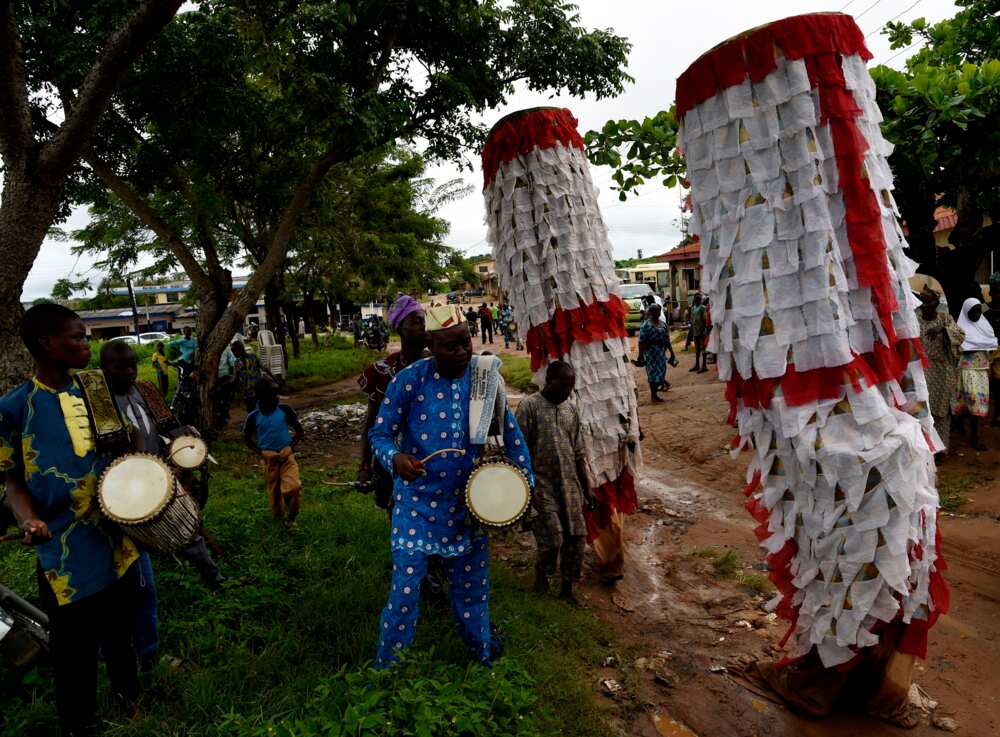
[100,341,225,590]
[368,304,534,667]
[0,304,141,737]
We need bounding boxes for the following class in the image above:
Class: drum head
[466,462,530,527]
[170,435,207,469]
[100,454,174,523]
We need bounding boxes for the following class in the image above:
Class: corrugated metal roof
[654,237,701,262]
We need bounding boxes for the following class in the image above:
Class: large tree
[70,0,631,423]
[0,0,183,392]
[872,0,1000,308]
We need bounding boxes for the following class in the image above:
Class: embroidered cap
[425,305,467,332]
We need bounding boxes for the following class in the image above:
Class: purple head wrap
[387,293,424,329]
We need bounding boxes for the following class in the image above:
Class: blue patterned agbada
[368,357,534,665]
[0,379,138,605]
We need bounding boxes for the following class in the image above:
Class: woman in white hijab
[951,297,998,450]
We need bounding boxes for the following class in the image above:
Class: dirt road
[285,343,999,736]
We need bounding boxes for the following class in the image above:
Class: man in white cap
[368,304,534,666]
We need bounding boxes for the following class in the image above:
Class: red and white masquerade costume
[482,108,641,564]
[676,13,948,671]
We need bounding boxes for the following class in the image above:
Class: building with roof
[616,238,703,310]
[77,303,197,339]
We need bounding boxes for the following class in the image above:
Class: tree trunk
[0,178,64,394]
[284,301,301,360]
[193,273,233,430]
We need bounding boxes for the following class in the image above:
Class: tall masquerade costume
[482,107,641,543]
[675,13,948,668]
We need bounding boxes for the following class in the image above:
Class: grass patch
[282,336,379,391]
[938,474,975,511]
[691,547,775,596]
[0,440,613,737]
[499,355,538,393]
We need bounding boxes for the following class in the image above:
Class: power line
[854,0,888,21]
[840,0,862,10]
[880,39,924,65]
[864,0,925,38]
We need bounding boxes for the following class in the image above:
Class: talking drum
[464,461,531,529]
[168,435,208,470]
[98,454,201,552]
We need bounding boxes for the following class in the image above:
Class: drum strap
[73,370,129,454]
[135,380,179,432]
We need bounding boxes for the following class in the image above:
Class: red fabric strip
[724,338,925,418]
[481,107,585,188]
[675,13,872,118]
[524,295,628,372]
[583,469,637,542]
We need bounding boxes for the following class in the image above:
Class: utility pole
[125,275,142,339]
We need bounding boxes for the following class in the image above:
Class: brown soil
[281,341,1000,737]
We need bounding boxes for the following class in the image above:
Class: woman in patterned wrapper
[952,298,997,451]
[637,303,675,402]
[915,286,964,459]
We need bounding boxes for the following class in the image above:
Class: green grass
[499,355,538,393]
[85,335,375,396]
[692,547,775,596]
[283,336,380,391]
[938,474,975,511]
[0,442,613,737]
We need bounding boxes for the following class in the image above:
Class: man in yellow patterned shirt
[0,303,141,737]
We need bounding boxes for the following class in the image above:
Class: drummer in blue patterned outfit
[368,304,534,667]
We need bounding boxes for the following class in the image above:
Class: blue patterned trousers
[375,535,493,667]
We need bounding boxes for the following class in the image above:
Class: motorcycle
[360,317,388,351]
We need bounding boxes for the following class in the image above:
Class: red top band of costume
[481,107,585,188]
[674,12,872,117]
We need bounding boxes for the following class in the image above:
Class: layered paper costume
[675,13,948,666]
[482,107,641,538]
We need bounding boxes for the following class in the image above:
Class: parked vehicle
[620,282,662,336]
[446,292,460,304]
[106,331,171,345]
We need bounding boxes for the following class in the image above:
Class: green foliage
[447,251,483,292]
[0,442,613,737]
[287,149,455,306]
[872,0,1000,295]
[50,277,92,302]
[584,109,686,200]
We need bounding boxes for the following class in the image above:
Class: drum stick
[1,533,23,543]
[419,448,466,465]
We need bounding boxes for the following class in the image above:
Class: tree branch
[0,0,33,166]
[82,150,214,296]
[211,147,345,338]
[40,0,183,175]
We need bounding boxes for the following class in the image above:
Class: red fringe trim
[583,469,637,542]
[524,295,629,372]
[675,12,872,118]
[481,107,585,188]
[723,337,925,422]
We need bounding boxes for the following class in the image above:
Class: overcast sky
[23,0,959,300]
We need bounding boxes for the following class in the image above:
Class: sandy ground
[279,339,1000,737]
